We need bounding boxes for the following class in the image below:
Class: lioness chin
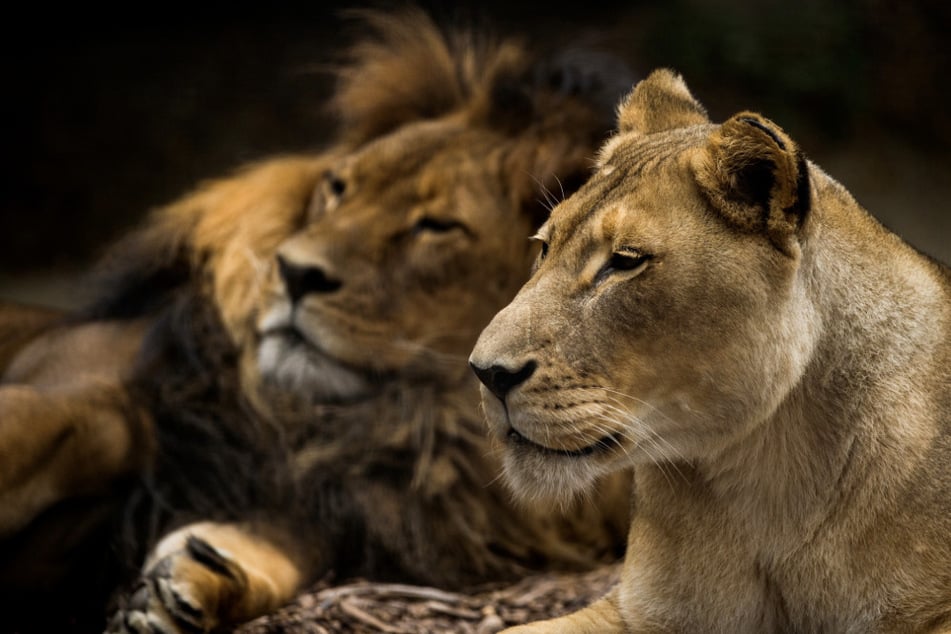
[470,68,951,633]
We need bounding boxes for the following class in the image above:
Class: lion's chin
[257,331,371,404]
[498,424,628,508]
[500,446,610,508]
[481,397,627,505]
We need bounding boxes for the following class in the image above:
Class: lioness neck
[699,169,951,539]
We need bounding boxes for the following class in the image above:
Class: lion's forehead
[598,125,710,170]
[336,146,502,229]
[551,129,710,249]
[347,122,498,187]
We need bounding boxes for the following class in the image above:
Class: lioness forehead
[546,126,710,242]
[596,125,710,174]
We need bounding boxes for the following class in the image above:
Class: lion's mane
[81,9,631,593]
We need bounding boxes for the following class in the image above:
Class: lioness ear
[617,68,709,135]
[693,112,811,255]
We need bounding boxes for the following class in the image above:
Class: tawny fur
[471,68,951,633]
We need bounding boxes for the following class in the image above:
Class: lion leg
[108,521,306,633]
[0,382,148,537]
[502,589,626,633]
[0,300,62,372]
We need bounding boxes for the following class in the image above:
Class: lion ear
[693,112,811,255]
[617,68,709,135]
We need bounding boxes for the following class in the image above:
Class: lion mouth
[506,426,621,458]
[265,326,337,361]
[264,326,370,374]
[278,326,323,354]
[257,326,373,403]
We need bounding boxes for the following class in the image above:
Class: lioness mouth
[506,427,618,458]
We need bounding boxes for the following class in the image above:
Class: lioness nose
[277,255,342,302]
[469,360,537,401]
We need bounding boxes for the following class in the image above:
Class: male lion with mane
[471,69,951,632]
[0,11,631,633]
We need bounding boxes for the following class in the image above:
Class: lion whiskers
[592,410,686,491]
[596,396,687,458]
[584,389,690,487]
[531,173,568,214]
[592,386,690,440]
[385,332,476,379]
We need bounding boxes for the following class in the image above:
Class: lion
[469,68,951,633]
[0,11,633,633]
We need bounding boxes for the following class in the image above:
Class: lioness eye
[413,216,468,235]
[609,252,647,270]
[529,239,549,274]
[599,250,651,280]
[530,235,549,260]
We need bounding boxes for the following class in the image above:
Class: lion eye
[529,238,549,274]
[609,252,647,270]
[599,250,650,280]
[530,235,549,260]
[324,171,347,197]
[413,216,468,235]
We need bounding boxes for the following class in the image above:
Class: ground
[236,565,620,633]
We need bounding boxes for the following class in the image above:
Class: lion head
[90,10,631,413]
[470,68,818,503]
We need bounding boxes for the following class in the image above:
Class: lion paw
[107,536,246,634]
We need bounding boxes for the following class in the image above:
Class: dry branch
[237,563,620,633]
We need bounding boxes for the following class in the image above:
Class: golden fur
[470,69,951,632]
[0,11,632,633]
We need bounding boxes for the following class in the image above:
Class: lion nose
[469,360,537,401]
[277,255,342,302]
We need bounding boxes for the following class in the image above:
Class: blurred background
[1,0,948,308]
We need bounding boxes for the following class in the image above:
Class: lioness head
[91,11,629,409]
[470,69,817,502]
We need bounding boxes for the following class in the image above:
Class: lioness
[470,68,951,632]
[0,11,631,633]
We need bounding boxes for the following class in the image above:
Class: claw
[154,578,205,633]
[167,584,204,621]
[127,581,152,610]
[185,535,237,580]
[107,533,251,634]
[108,574,207,634]
[124,611,154,634]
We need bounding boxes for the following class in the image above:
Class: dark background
[2,0,949,307]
